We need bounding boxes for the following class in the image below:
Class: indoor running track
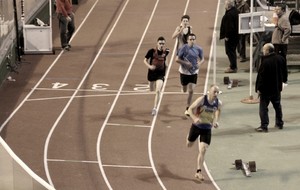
[0,0,219,189]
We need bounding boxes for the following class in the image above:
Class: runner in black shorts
[186,85,222,181]
[180,73,198,86]
[187,124,211,145]
[176,33,204,116]
[144,36,170,116]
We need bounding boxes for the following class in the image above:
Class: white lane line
[33,87,205,94]
[0,28,62,131]
[0,0,102,187]
[96,0,166,190]
[202,0,222,189]
[107,123,151,128]
[0,2,99,133]
[32,87,149,93]
[102,164,152,169]
[48,159,152,169]
[0,138,55,190]
[47,159,98,164]
[43,0,106,187]
[33,87,144,93]
[26,91,204,102]
[146,1,191,190]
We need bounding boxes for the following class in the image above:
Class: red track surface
[0,0,219,189]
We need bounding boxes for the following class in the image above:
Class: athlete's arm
[175,56,192,69]
[144,58,155,70]
[188,96,204,124]
[213,100,222,128]
[172,26,182,39]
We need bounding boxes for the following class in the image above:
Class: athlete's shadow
[136,164,202,184]
[109,107,152,125]
[158,104,189,124]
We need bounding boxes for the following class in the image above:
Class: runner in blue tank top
[186,85,222,181]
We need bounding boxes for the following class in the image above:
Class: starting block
[233,159,257,177]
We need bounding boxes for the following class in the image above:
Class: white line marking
[0,138,55,190]
[33,87,204,94]
[145,1,191,190]
[92,0,132,189]
[100,52,133,55]
[0,0,221,189]
[96,1,167,190]
[43,0,104,187]
[33,87,150,93]
[47,159,98,164]
[107,123,151,128]
[47,159,152,169]
[34,87,204,94]
[202,0,222,189]
[0,0,104,187]
[26,91,204,102]
[103,164,152,169]
[0,0,103,188]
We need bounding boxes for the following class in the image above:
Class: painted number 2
[51,83,148,91]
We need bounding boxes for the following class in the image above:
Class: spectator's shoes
[274,125,283,129]
[62,46,70,51]
[224,68,237,73]
[62,44,71,51]
[255,126,268,133]
[240,57,247,62]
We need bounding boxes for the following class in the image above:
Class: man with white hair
[255,43,288,132]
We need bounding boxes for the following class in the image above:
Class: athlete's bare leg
[194,142,208,181]
[187,83,196,108]
[197,142,208,172]
[154,79,163,109]
[149,81,155,92]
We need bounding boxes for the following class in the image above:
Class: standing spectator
[172,15,192,52]
[175,33,204,116]
[272,9,279,25]
[144,36,170,116]
[271,3,291,62]
[220,0,239,73]
[268,0,275,6]
[56,0,75,51]
[54,0,57,11]
[255,43,288,132]
[186,85,222,181]
[236,0,250,62]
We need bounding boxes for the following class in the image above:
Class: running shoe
[195,172,204,181]
[151,108,157,116]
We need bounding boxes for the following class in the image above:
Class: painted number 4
[52,82,68,89]
[51,83,148,91]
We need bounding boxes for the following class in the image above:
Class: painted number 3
[51,82,110,90]
[52,83,149,91]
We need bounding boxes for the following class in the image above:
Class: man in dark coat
[255,43,288,132]
[236,0,250,62]
[220,0,239,73]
